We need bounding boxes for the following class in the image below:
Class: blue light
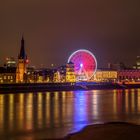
[80,63,83,68]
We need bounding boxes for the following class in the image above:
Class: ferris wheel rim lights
[68,49,97,80]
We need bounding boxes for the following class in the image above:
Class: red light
[26,59,29,64]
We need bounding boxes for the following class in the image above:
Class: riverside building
[16,37,28,83]
[0,67,16,83]
[92,69,118,82]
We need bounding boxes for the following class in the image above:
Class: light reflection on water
[0,89,140,139]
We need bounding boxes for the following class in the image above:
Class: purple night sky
[0,0,140,68]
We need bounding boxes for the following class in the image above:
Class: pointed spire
[19,36,26,60]
[21,35,24,45]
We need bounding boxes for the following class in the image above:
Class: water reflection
[0,89,140,139]
[0,95,4,131]
[112,89,139,115]
[74,91,87,122]
[18,94,24,130]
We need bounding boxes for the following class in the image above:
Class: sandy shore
[57,122,140,140]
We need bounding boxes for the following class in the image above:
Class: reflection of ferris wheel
[68,49,97,81]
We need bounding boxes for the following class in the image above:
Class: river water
[0,89,140,139]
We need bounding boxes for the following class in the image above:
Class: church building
[16,37,28,83]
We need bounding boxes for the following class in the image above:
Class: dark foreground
[61,122,140,140]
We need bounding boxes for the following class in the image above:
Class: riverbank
[0,82,140,93]
[62,122,140,140]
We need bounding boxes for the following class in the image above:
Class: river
[0,89,140,139]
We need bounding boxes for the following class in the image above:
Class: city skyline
[0,1,140,139]
[0,0,140,67]
[0,36,139,69]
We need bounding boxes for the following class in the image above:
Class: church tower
[16,37,27,83]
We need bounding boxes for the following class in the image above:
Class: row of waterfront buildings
[0,37,140,84]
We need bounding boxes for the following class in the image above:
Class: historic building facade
[92,69,118,82]
[118,69,140,82]
[65,62,76,82]
[0,67,16,83]
[16,37,28,83]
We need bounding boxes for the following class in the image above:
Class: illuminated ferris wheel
[68,49,97,81]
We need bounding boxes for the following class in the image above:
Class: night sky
[0,0,140,68]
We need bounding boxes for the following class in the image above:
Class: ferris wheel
[68,49,97,81]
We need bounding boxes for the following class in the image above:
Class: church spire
[16,36,27,83]
[19,36,26,60]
